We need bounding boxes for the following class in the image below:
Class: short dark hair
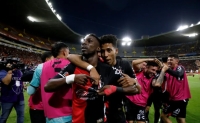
[162,57,168,63]
[87,34,101,45]
[41,51,52,63]
[147,61,159,67]
[168,54,179,59]
[51,42,68,57]
[100,34,118,47]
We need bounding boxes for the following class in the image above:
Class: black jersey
[53,61,121,123]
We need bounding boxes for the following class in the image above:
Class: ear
[176,59,179,63]
[97,47,101,52]
[115,48,118,54]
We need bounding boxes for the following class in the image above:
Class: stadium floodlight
[56,14,62,20]
[122,37,132,42]
[121,42,126,46]
[183,33,198,37]
[45,0,62,21]
[127,42,131,46]
[27,16,37,22]
[188,33,198,37]
[190,24,194,27]
[176,25,188,31]
[48,2,52,8]
[81,38,84,42]
[122,37,132,46]
[197,21,200,25]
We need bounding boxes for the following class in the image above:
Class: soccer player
[45,34,139,123]
[154,54,191,123]
[27,51,53,123]
[126,61,161,123]
[67,34,140,123]
[27,42,72,123]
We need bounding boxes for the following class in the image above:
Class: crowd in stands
[0,45,41,65]
[0,22,54,50]
[144,41,200,57]
[179,60,198,72]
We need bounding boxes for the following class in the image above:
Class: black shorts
[106,109,126,123]
[125,99,146,121]
[162,99,188,118]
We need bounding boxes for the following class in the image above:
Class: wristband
[104,85,117,96]
[65,74,75,84]
[86,65,94,71]
[116,87,124,93]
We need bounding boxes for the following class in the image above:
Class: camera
[0,56,25,70]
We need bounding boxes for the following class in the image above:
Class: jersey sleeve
[29,64,43,87]
[166,66,184,78]
[123,60,136,78]
[53,63,76,79]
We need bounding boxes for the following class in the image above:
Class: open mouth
[81,47,87,51]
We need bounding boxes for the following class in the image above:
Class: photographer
[0,61,24,123]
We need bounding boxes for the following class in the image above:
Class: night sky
[50,0,200,39]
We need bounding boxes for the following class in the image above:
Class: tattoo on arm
[156,71,165,85]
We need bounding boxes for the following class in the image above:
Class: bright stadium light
[127,42,131,46]
[56,14,62,20]
[190,24,194,27]
[122,42,126,46]
[197,21,200,25]
[183,33,198,37]
[81,38,84,42]
[45,0,62,21]
[48,2,52,8]
[27,16,38,22]
[122,37,132,42]
[176,25,188,31]
[121,37,132,46]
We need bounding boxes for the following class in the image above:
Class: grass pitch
[5,75,200,123]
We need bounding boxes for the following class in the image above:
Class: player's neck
[85,54,98,67]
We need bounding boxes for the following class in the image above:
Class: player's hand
[74,74,95,85]
[117,73,137,87]
[162,63,169,71]
[97,85,117,96]
[154,58,163,69]
[90,67,100,85]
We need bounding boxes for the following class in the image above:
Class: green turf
[5,75,200,123]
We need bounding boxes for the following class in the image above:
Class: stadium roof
[0,0,200,46]
[0,0,83,43]
[132,24,200,47]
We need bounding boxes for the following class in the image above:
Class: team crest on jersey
[76,89,98,100]
[112,67,122,75]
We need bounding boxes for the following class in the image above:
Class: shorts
[162,99,188,118]
[46,116,72,123]
[125,99,146,121]
[106,109,126,123]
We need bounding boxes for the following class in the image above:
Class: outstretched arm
[98,83,140,96]
[132,59,153,72]
[67,54,100,83]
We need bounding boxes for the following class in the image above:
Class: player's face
[101,43,118,66]
[145,66,158,78]
[60,48,69,58]
[167,57,179,68]
[81,35,99,55]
